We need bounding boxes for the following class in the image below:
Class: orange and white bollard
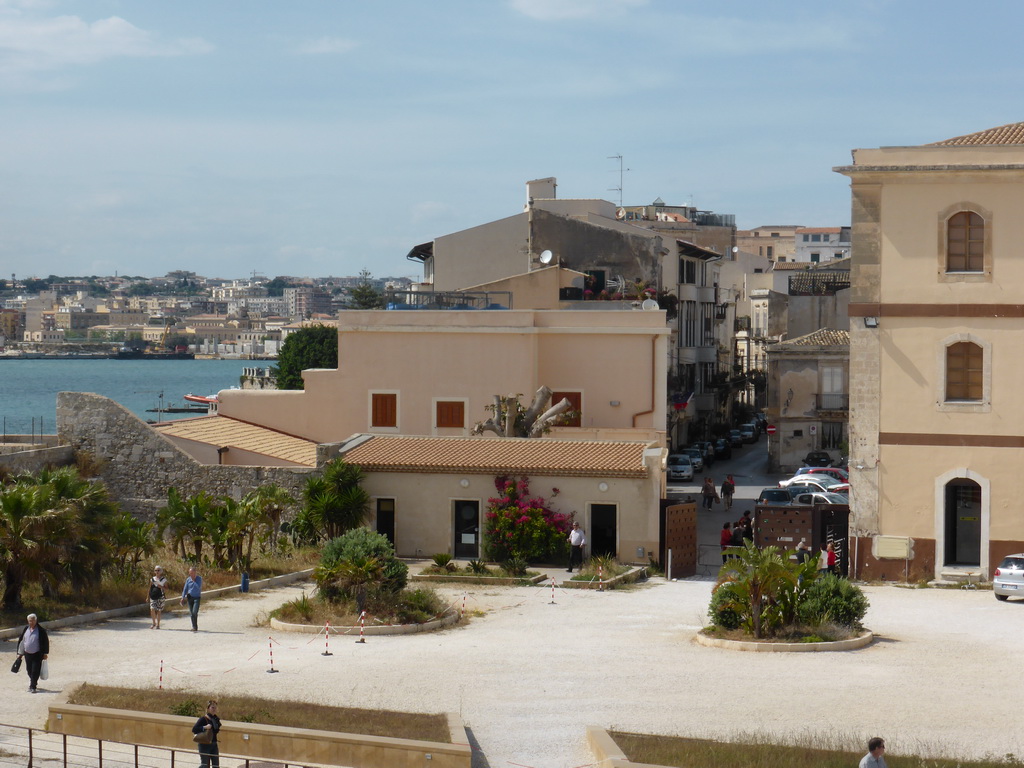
[549,576,556,604]
[159,659,163,690]
[461,593,467,619]
[267,636,278,673]
[599,563,604,592]
[322,621,332,656]
[356,611,366,643]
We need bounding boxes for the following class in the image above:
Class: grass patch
[0,546,320,629]
[69,684,450,743]
[609,732,1024,768]
[569,557,632,582]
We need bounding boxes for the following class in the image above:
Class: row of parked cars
[667,416,767,482]
[757,463,851,506]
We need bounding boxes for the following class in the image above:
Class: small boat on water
[183,393,219,405]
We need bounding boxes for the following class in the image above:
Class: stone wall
[57,392,315,520]
[0,443,75,474]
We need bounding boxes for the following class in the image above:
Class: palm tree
[716,540,796,639]
[315,555,382,614]
[300,460,369,542]
[156,488,217,561]
[245,484,295,551]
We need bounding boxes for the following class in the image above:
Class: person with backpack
[149,566,168,629]
[720,475,735,511]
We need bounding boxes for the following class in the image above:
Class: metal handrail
[0,722,336,768]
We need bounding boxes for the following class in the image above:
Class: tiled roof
[342,435,651,478]
[795,227,842,234]
[928,122,1024,147]
[773,328,850,348]
[155,417,318,466]
[772,261,811,270]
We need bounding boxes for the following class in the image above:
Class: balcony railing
[817,393,849,411]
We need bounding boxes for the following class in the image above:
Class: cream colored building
[217,308,669,446]
[836,122,1024,582]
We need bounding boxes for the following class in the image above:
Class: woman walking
[720,475,735,511]
[700,477,719,511]
[720,522,733,563]
[149,566,167,629]
[192,700,221,768]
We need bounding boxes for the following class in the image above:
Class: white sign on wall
[809,425,817,435]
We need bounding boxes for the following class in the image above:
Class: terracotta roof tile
[928,122,1024,147]
[155,416,317,466]
[772,328,849,348]
[342,435,651,478]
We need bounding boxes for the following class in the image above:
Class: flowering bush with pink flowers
[483,476,571,563]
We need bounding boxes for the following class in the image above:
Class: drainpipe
[632,335,659,428]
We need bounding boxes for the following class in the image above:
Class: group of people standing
[719,511,754,563]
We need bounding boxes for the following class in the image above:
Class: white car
[667,454,694,482]
[993,554,1024,601]
[791,491,849,506]
[779,474,850,494]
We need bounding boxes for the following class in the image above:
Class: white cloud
[0,9,212,80]
[294,36,357,55]
[509,0,647,21]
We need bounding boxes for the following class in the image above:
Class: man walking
[17,613,49,693]
[180,566,203,632]
[566,522,585,573]
[859,737,887,768]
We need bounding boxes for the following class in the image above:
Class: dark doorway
[453,500,480,559]
[590,504,617,558]
[376,498,395,547]
[944,479,981,565]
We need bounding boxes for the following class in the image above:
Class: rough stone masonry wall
[57,392,315,521]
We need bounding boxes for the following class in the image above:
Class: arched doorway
[944,479,981,566]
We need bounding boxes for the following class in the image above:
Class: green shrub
[320,528,407,594]
[708,581,744,630]
[501,556,528,577]
[388,588,446,624]
[168,698,202,717]
[797,573,869,628]
[467,559,489,575]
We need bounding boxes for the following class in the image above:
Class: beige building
[736,225,801,262]
[217,308,669,446]
[836,122,1024,582]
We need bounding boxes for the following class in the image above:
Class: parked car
[714,438,732,460]
[667,454,694,482]
[757,488,793,505]
[791,491,850,506]
[739,423,757,443]
[682,447,704,472]
[993,553,1024,601]
[729,429,744,448]
[794,466,850,483]
[802,450,834,467]
[779,475,850,494]
[693,441,715,467]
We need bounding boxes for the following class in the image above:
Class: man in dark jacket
[18,613,49,693]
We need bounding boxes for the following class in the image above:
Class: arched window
[947,211,985,272]
[945,341,983,401]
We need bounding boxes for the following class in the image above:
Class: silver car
[993,554,1024,601]
[667,454,694,482]
[682,447,704,472]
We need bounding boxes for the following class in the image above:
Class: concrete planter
[270,607,461,635]
[562,566,648,590]
[411,572,548,586]
[694,629,874,652]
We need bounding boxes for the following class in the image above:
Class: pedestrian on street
[180,566,203,632]
[566,522,585,573]
[720,522,733,563]
[720,475,735,511]
[17,613,49,693]
[192,700,222,768]
[701,477,719,510]
[859,737,887,768]
[149,565,168,629]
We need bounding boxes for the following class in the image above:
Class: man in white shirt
[859,737,887,768]
[566,522,585,573]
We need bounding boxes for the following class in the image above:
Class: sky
[1,0,1022,282]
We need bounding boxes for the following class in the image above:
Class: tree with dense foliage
[292,460,369,543]
[346,269,386,309]
[265,276,295,297]
[314,527,407,606]
[274,325,338,390]
[157,488,217,562]
[483,476,570,563]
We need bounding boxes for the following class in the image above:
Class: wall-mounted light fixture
[864,316,879,329]
[609,400,620,407]
[598,482,609,493]
[459,478,470,488]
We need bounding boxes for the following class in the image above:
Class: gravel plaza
[2,570,1023,768]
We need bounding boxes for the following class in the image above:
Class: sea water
[0,358,256,435]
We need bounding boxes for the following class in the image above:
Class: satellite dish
[641,299,659,311]
[538,249,553,265]
[616,208,626,220]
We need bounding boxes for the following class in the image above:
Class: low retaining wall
[0,443,75,473]
[270,607,461,635]
[587,726,666,768]
[410,573,547,586]
[562,566,647,590]
[0,569,314,640]
[694,629,875,652]
[47,703,471,768]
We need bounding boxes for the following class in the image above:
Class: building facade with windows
[837,122,1024,582]
[793,226,851,263]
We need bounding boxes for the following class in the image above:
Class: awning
[405,241,434,262]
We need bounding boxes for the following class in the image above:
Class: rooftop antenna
[607,154,630,207]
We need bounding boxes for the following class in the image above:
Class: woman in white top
[149,566,168,629]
